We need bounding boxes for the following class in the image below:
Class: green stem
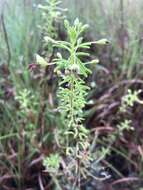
[69,74,75,127]
[0,133,18,141]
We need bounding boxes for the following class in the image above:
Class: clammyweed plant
[52,19,100,154]
[15,89,36,113]
[15,89,38,117]
[42,18,110,188]
[43,153,61,174]
[117,119,133,136]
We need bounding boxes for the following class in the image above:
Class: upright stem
[68,45,76,128]
[69,46,81,186]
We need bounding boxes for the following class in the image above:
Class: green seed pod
[93,39,110,45]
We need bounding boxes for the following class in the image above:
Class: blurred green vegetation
[0,0,41,87]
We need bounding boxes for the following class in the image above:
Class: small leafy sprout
[15,89,35,111]
[117,89,143,136]
[117,119,134,135]
[43,153,61,174]
[96,147,111,162]
[15,89,38,140]
[120,89,143,112]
